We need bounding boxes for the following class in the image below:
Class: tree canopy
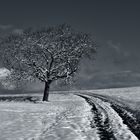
[0,24,97,101]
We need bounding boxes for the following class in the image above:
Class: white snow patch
[0,94,99,140]
[35,94,99,140]
[87,95,138,140]
[0,68,10,79]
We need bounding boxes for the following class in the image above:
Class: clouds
[72,40,140,89]
[107,41,130,58]
[96,41,139,70]
[0,24,23,35]
[107,40,121,54]
[0,24,13,30]
[106,41,129,66]
[13,28,23,34]
[75,68,140,89]
[0,68,10,79]
[0,25,139,90]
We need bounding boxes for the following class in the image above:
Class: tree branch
[51,68,77,81]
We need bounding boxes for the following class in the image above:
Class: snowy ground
[0,94,99,140]
[77,94,138,140]
[0,86,140,140]
[86,86,140,111]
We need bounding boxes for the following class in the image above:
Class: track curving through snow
[85,93,140,139]
[0,93,139,140]
[77,94,139,140]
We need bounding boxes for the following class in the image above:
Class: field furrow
[77,94,138,140]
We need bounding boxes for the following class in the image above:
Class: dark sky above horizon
[0,0,140,88]
[0,0,140,45]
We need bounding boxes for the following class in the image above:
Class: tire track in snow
[111,104,140,139]
[78,95,116,140]
[88,94,140,139]
[77,94,138,140]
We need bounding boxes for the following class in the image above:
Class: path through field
[0,92,140,140]
[77,94,139,140]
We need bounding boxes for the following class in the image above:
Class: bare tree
[0,24,97,101]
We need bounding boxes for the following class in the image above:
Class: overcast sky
[0,0,139,45]
[0,0,140,88]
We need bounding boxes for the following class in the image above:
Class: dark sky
[0,0,140,88]
[0,0,140,43]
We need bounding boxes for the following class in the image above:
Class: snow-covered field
[0,86,140,140]
[0,94,99,140]
[87,86,140,111]
[78,94,138,140]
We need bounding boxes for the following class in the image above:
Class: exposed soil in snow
[84,93,140,139]
[0,91,139,140]
[78,95,115,140]
[77,94,139,140]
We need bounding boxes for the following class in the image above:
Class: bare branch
[0,24,96,86]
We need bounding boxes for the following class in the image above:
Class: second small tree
[0,24,97,101]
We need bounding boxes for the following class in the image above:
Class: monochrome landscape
[0,1,140,140]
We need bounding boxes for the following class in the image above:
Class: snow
[0,68,10,79]
[0,87,139,140]
[84,95,138,140]
[71,86,140,111]
[89,86,140,102]
[0,94,99,140]
[87,86,140,111]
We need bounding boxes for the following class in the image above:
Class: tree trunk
[42,81,50,101]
